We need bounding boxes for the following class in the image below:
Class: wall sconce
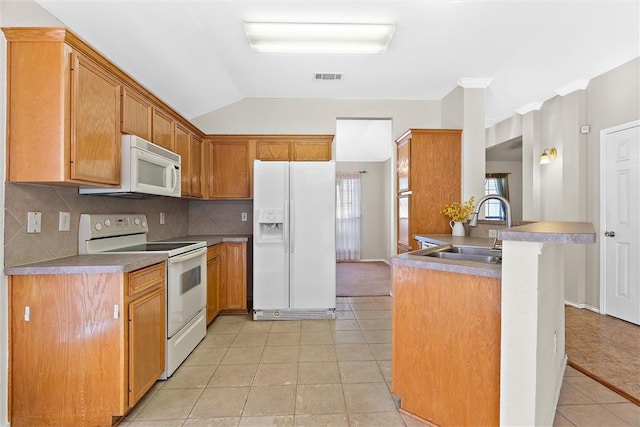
[540,148,557,165]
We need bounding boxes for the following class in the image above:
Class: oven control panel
[79,213,148,241]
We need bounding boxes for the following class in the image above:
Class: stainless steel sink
[417,245,502,264]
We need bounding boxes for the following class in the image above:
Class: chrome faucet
[468,194,512,229]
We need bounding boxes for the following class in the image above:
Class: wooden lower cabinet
[207,244,222,324]
[9,262,166,426]
[391,265,501,426]
[220,241,248,313]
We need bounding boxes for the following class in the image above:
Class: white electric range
[79,213,207,378]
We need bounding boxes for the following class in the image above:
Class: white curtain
[336,172,362,261]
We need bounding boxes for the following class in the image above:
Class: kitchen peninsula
[391,221,596,426]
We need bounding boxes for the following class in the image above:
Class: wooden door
[128,286,165,406]
[152,108,175,151]
[175,123,191,196]
[70,52,121,185]
[207,140,251,198]
[121,86,152,139]
[207,245,221,324]
[190,134,204,198]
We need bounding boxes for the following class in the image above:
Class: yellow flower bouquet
[440,196,475,222]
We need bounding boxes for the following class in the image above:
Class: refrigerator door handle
[284,198,289,253]
[290,199,295,253]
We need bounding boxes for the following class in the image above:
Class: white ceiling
[33,0,639,127]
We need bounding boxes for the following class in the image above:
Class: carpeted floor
[565,306,640,405]
[336,261,392,297]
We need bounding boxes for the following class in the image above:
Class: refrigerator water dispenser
[256,208,284,243]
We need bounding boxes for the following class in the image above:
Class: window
[336,172,362,261]
[484,173,510,220]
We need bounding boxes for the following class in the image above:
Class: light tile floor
[121,296,639,427]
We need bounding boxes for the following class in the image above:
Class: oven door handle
[168,247,207,265]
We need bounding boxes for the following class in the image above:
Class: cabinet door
[256,140,291,160]
[207,140,251,199]
[128,286,165,406]
[9,274,125,426]
[292,139,332,160]
[175,123,192,196]
[396,136,410,193]
[71,52,121,185]
[152,108,175,151]
[221,242,247,311]
[190,134,204,198]
[207,245,221,324]
[121,86,152,140]
[397,193,411,252]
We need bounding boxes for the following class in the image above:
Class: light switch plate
[241,212,248,222]
[59,212,71,231]
[488,229,497,238]
[27,211,42,233]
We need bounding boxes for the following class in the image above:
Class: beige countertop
[5,234,252,276]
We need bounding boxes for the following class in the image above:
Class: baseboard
[564,301,601,313]
[339,259,390,265]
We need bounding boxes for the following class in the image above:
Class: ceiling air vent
[314,72,344,81]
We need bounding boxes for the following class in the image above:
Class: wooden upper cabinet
[175,123,204,199]
[190,134,204,198]
[396,136,410,193]
[292,137,333,160]
[206,137,251,199]
[175,123,191,196]
[3,28,121,186]
[121,86,152,140]
[255,135,333,161]
[256,140,291,161]
[152,108,175,151]
[395,129,462,252]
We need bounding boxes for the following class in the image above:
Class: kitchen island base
[391,264,501,426]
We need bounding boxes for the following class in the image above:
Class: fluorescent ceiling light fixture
[244,22,395,54]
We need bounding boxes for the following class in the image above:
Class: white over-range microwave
[80,135,181,198]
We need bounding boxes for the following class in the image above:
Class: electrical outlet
[160,212,165,225]
[488,229,497,238]
[58,212,71,232]
[27,211,42,233]
[241,212,248,222]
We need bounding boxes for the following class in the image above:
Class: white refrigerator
[253,160,336,320]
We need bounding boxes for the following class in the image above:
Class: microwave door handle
[171,167,179,192]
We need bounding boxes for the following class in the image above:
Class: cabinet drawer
[128,263,165,296]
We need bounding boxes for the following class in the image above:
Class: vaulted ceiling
[34,0,639,127]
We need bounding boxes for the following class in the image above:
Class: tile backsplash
[4,183,189,267]
[4,183,255,267]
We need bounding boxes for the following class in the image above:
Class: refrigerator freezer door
[253,161,290,309]
[290,162,336,309]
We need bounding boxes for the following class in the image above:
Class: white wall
[336,162,388,261]
[486,57,640,309]
[192,98,441,141]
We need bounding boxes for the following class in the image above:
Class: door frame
[599,119,640,315]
